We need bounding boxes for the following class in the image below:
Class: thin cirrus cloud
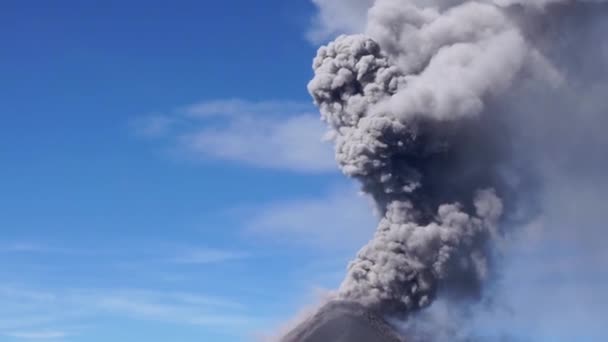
[170,247,249,265]
[0,242,97,256]
[0,286,256,340]
[183,99,313,118]
[93,290,251,325]
[4,331,70,340]
[0,243,53,254]
[0,241,248,266]
[307,0,373,43]
[133,98,336,173]
[1,327,72,341]
[245,186,377,250]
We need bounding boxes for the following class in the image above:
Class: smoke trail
[307,0,607,320]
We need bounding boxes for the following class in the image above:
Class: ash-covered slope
[281,301,403,342]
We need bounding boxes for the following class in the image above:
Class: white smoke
[306,0,608,334]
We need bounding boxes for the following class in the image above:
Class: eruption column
[308,32,507,315]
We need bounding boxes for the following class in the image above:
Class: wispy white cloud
[96,298,250,327]
[0,286,257,339]
[130,114,177,138]
[180,114,334,172]
[93,290,252,327]
[183,99,312,118]
[0,242,96,256]
[170,247,249,265]
[246,186,377,250]
[4,331,70,340]
[134,99,336,173]
[0,287,57,304]
[0,243,46,253]
[307,0,372,43]
[0,240,250,268]
[89,289,244,311]
[0,287,79,340]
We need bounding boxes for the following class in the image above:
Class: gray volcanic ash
[280,0,608,340]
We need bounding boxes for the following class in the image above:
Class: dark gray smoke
[306,0,608,324]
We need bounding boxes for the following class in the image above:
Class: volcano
[281,301,404,342]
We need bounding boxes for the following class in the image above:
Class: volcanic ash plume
[307,0,590,317]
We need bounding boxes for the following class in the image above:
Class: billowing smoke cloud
[306,0,608,329]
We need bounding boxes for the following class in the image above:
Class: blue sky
[0,1,378,341]
[1,1,607,341]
